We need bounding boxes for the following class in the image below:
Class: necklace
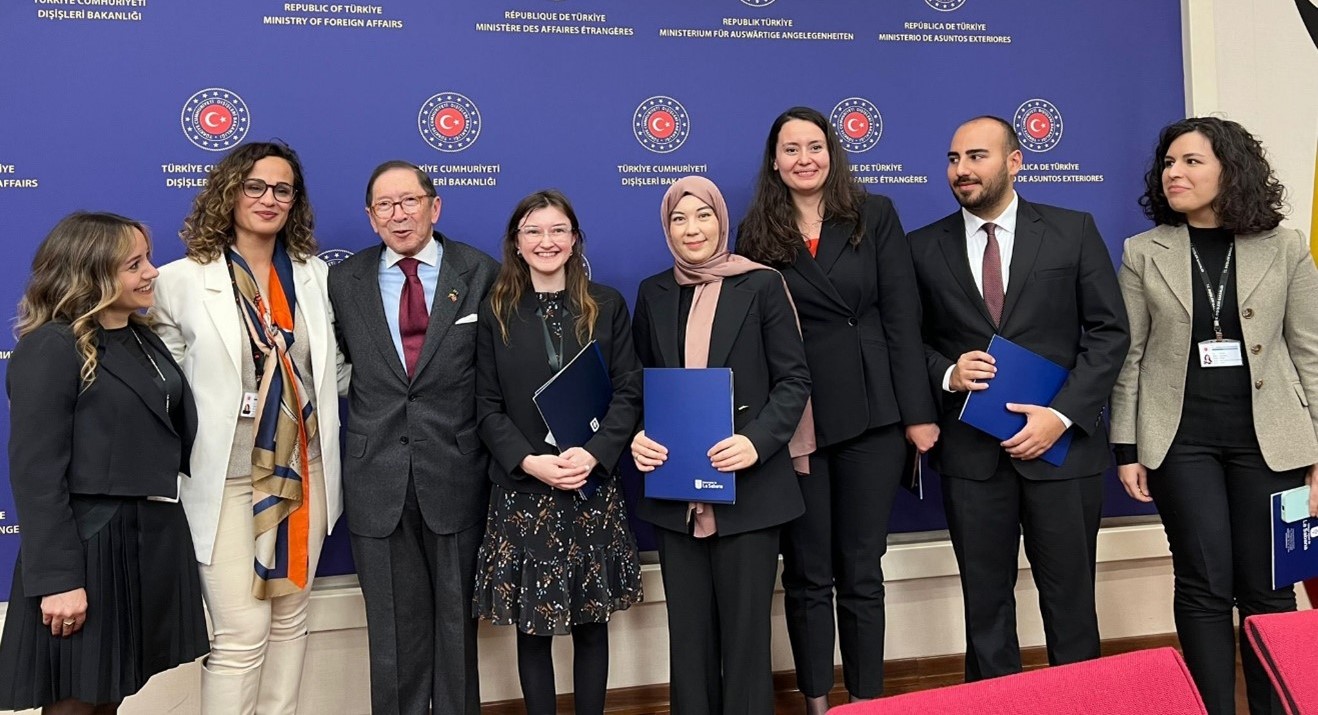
[129,326,170,413]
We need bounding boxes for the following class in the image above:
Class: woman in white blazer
[152,142,345,714]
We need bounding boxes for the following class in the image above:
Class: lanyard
[1189,242,1234,340]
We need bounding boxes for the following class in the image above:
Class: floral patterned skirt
[473,476,643,636]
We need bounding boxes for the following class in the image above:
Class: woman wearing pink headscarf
[631,175,811,714]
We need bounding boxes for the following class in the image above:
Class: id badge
[1198,339,1243,368]
[240,391,260,418]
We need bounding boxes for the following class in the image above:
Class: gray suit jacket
[328,233,499,538]
[1110,224,1318,471]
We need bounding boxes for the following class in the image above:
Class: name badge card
[1199,339,1243,368]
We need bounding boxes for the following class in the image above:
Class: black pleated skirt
[0,497,209,708]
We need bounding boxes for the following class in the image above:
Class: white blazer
[152,255,347,565]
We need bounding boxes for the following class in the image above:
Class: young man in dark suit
[907,117,1130,681]
[328,161,498,714]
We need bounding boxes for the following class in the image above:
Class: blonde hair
[16,212,148,386]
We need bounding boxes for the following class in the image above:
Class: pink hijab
[660,176,817,536]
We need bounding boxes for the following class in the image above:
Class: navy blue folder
[533,341,613,498]
[958,335,1073,467]
[1271,486,1318,589]
[642,368,735,504]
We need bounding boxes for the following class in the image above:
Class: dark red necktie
[982,222,1004,327]
[397,257,428,378]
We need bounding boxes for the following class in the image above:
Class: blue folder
[642,368,735,504]
[1271,486,1318,589]
[533,341,613,498]
[958,335,1073,467]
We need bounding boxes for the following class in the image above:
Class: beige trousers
[199,458,327,713]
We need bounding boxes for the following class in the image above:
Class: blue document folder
[958,335,1073,467]
[1271,486,1318,589]
[533,341,613,498]
[642,368,735,504]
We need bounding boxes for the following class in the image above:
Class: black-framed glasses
[370,195,429,219]
[242,179,297,203]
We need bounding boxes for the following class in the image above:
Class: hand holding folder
[958,335,1073,467]
[533,341,614,498]
[641,368,736,503]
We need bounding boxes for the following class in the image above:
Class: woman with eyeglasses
[0,213,208,715]
[472,190,643,715]
[151,142,346,714]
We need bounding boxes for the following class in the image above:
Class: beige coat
[1110,224,1318,471]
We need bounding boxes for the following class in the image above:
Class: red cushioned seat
[832,648,1206,715]
[1245,610,1318,715]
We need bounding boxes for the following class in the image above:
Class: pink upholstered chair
[832,648,1207,715]
[1245,609,1318,715]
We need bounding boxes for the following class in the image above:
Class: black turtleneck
[1176,225,1255,447]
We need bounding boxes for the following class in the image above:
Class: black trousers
[656,525,781,715]
[350,476,482,715]
[1148,441,1304,715]
[779,423,906,698]
[942,454,1103,681]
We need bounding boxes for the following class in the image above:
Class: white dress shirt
[941,192,1072,428]
[379,235,442,366]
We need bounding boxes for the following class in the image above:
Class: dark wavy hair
[489,190,598,346]
[179,141,317,262]
[736,106,865,267]
[1139,117,1286,233]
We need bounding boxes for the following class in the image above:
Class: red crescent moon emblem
[843,111,869,139]
[198,104,233,137]
[1026,112,1051,139]
[434,107,466,138]
[648,110,676,140]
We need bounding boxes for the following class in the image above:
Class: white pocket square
[455,313,478,325]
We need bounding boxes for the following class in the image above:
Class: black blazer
[7,321,197,597]
[475,283,642,494]
[632,269,810,536]
[907,198,1130,480]
[751,194,937,448]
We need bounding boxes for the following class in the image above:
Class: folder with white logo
[1271,486,1318,589]
[642,367,735,504]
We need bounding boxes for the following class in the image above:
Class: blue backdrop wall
[0,0,1183,596]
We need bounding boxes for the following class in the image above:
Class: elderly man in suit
[328,160,498,715]
[907,116,1130,682]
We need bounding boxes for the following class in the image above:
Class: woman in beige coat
[1110,117,1318,715]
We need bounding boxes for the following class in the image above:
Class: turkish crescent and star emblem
[418,92,481,153]
[181,88,251,152]
[1013,99,1064,153]
[829,97,884,153]
[632,96,691,154]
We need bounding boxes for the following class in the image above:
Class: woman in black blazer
[0,213,207,714]
[631,175,811,714]
[736,107,939,710]
[472,190,642,715]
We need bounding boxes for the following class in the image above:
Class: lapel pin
[448,289,459,303]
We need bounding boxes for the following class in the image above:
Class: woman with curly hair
[0,213,208,714]
[472,189,642,715]
[1110,117,1318,715]
[151,142,345,714]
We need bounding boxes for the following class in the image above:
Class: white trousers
[199,458,327,676]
